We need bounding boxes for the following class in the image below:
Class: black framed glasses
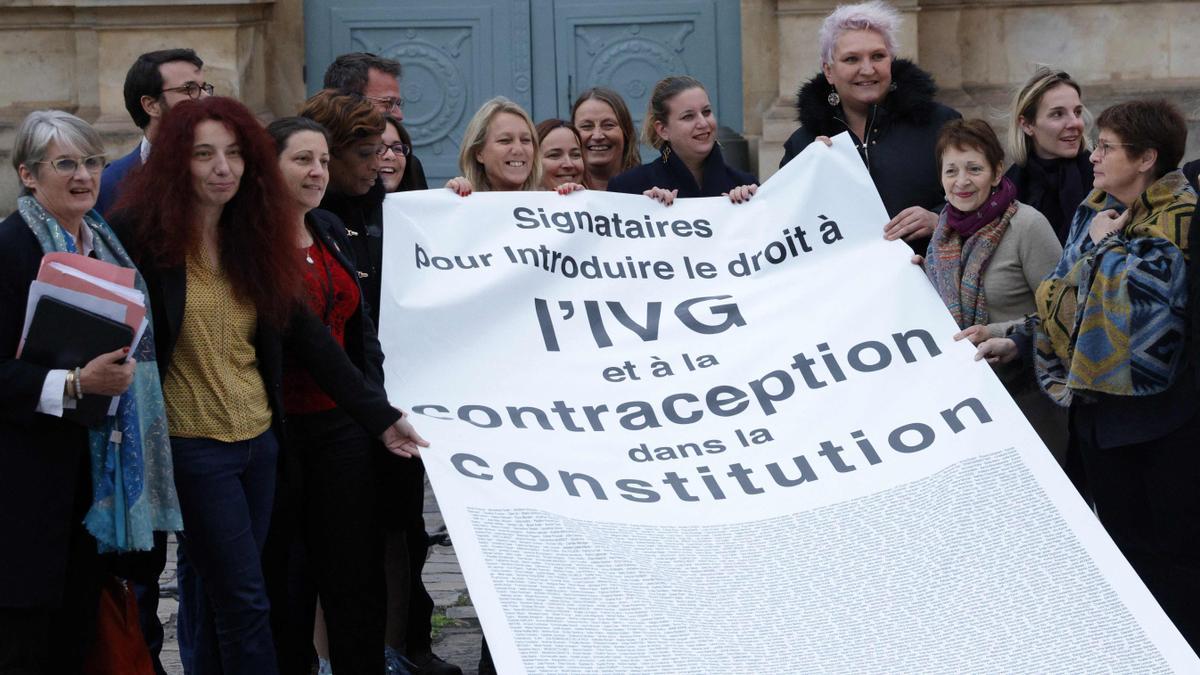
[365,95,404,113]
[161,82,215,99]
[38,155,105,176]
[377,142,411,157]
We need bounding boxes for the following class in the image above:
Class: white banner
[379,135,1197,673]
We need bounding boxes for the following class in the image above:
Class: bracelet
[74,366,84,399]
[65,369,76,400]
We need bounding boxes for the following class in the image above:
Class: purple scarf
[944,177,1018,238]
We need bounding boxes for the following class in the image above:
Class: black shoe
[408,651,463,675]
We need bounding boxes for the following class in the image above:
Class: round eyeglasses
[161,82,215,99]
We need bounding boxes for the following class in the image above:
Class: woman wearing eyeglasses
[379,115,425,193]
[373,113,451,675]
[977,99,1200,648]
[0,110,182,671]
[301,90,391,323]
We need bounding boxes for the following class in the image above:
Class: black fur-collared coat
[780,59,960,220]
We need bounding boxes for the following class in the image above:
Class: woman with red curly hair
[110,96,426,674]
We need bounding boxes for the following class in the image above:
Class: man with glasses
[95,48,212,215]
[322,52,455,675]
[323,52,429,194]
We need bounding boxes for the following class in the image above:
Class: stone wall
[2,1,1197,208]
[0,0,304,211]
[753,0,1200,180]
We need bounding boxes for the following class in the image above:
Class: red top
[283,237,362,414]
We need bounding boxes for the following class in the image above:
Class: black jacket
[780,59,960,220]
[108,215,400,442]
[608,142,757,198]
[305,208,386,388]
[398,153,430,193]
[320,179,386,324]
[1183,158,1200,193]
[0,212,92,607]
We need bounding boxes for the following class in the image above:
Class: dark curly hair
[113,96,302,326]
[299,89,385,152]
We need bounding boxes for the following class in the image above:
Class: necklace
[306,248,315,264]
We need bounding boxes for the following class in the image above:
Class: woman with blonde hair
[1004,67,1093,243]
[446,96,581,196]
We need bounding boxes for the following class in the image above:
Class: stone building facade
[1,0,1197,209]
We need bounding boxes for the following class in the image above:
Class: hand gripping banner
[378,135,1197,674]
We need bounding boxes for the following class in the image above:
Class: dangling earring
[888,81,898,92]
[661,144,671,163]
[827,91,841,107]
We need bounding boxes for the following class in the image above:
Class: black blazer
[320,179,386,324]
[608,142,757,198]
[0,211,92,608]
[108,214,400,442]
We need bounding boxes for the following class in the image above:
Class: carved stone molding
[777,0,920,16]
[0,0,279,210]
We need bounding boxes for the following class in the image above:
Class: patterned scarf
[1034,171,1195,405]
[18,195,182,552]
[944,177,1018,239]
[926,194,1019,330]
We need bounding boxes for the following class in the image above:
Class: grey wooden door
[531,0,742,151]
[305,0,535,184]
[305,0,742,185]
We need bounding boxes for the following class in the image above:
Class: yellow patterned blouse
[162,255,272,441]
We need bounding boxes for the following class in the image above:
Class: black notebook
[20,295,134,426]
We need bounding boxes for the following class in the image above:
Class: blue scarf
[18,195,182,552]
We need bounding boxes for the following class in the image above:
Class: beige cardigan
[982,201,1063,338]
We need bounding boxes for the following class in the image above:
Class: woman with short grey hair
[780,0,960,251]
[0,109,181,671]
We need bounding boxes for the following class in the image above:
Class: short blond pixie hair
[458,96,541,192]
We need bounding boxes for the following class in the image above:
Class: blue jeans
[171,430,279,675]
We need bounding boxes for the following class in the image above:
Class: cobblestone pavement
[160,477,483,674]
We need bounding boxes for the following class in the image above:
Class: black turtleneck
[1005,150,1094,245]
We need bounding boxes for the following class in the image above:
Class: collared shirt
[139,136,151,164]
